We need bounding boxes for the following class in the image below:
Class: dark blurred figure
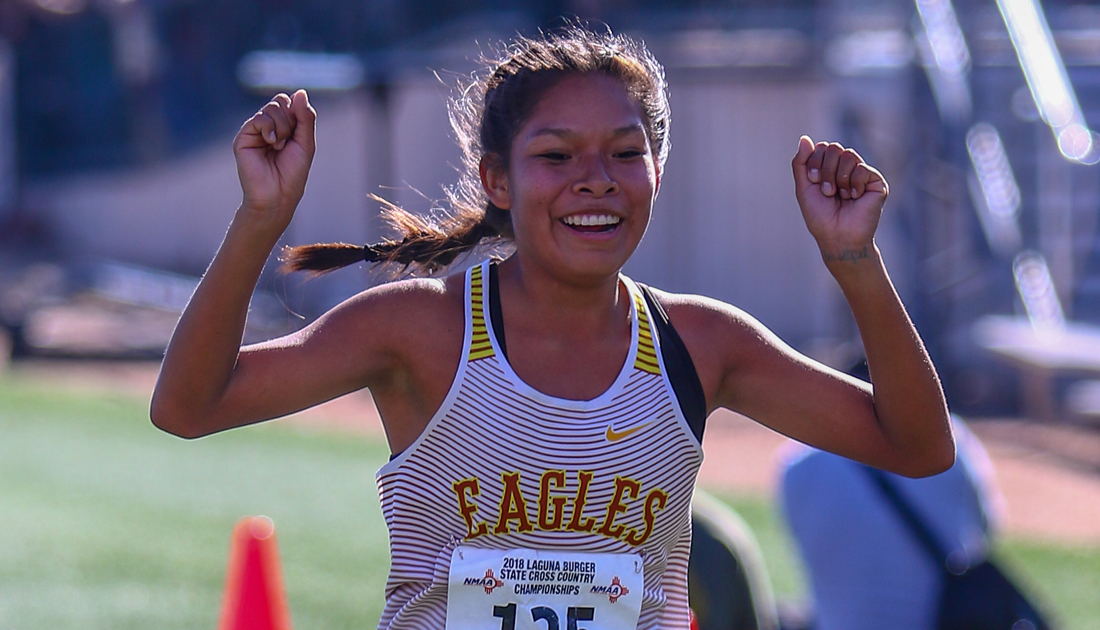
[689,490,780,630]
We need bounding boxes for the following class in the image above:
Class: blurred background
[1,0,1098,628]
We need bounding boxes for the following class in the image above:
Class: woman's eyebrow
[611,124,647,138]
[528,124,647,140]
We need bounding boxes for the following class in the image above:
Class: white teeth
[563,214,621,226]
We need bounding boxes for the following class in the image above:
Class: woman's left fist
[791,136,888,258]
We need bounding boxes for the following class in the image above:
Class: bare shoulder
[645,287,774,349]
[321,272,465,355]
[643,287,792,411]
[338,273,461,321]
[254,270,466,391]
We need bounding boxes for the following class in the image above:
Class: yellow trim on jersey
[469,265,496,361]
[631,289,662,375]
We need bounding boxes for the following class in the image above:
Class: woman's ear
[480,155,511,210]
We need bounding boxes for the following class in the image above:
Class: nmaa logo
[590,576,629,603]
[464,568,504,594]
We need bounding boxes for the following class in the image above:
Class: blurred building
[4,0,1100,416]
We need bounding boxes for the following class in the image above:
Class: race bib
[446,547,644,630]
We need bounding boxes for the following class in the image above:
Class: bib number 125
[492,603,595,630]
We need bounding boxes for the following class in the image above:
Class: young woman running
[152,28,954,630]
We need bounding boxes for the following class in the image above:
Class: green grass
[1,376,1098,629]
[0,377,391,629]
[996,539,1100,629]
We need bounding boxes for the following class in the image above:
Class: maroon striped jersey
[375,260,704,629]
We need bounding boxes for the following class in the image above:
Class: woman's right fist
[232,89,317,232]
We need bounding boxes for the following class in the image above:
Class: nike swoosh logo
[606,421,654,442]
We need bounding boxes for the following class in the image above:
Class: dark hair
[281,26,671,275]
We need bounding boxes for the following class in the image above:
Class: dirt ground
[9,359,1100,545]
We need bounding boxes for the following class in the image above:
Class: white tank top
[376,260,704,629]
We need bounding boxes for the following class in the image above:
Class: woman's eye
[539,152,570,161]
[614,149,645,159]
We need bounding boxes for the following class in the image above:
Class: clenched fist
[791,136,888,265]
[233,89,317,234]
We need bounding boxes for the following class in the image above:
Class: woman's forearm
[826,243,954,475]
[150,208,283,437]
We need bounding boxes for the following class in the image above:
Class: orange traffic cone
[218,516,293,630]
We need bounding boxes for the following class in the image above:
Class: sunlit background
[1,0,1099,628]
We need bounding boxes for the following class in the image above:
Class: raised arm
[150,90,321,437]
[670,137,954,478]
[150,90,413,439]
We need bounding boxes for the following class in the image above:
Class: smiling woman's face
[482,73,661,283]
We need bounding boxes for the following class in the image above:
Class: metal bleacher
[962,3,1100,421]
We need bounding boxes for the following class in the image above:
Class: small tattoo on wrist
[823,245,870,264]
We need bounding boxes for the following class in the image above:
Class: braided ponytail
[280,197,512,275]
[282,25,669,277]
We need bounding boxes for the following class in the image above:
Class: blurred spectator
[779,414,1002,630]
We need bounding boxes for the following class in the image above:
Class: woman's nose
[572,158,619,197]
